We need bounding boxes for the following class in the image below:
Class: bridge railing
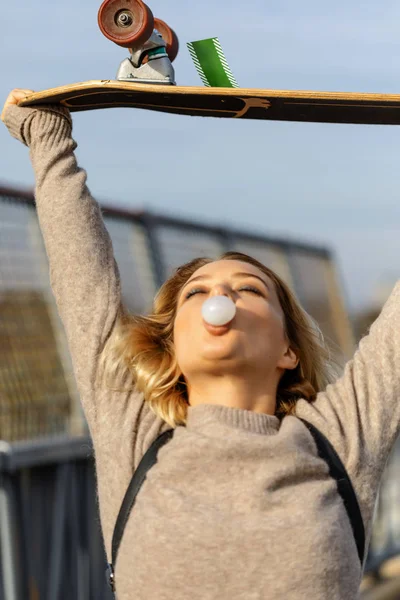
[0,435,112,600]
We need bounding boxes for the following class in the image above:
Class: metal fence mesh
[104,216,157,314]
[156,224,225,277]
[0,195,73,441]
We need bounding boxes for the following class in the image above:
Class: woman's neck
[187,371,278,416]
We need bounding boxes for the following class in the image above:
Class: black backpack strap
[106,428,174,593]
[298,418,365,565]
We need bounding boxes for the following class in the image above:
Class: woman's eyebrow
[181,272,271,293]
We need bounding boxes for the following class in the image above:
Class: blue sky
[1,0,400,315]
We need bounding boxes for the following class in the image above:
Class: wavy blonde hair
[99,251,342,428]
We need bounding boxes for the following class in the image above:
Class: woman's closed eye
[236,286,265,297]
[184,287,210,300]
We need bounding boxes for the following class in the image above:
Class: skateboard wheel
[98,0,154,48]
[153,18,179,62]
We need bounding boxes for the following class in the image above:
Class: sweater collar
[186,403,280,436]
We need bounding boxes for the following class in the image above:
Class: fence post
[0,466,24,600]
[140,213,166,286]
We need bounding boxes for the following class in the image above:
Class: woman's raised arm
[296,280,400,539]
[2,91,126,433]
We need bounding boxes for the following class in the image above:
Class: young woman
[2,89,400,600]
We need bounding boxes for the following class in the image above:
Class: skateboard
[19,81,400,124]
[18,0,400,125]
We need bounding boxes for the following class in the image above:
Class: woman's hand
[1,89,34,122]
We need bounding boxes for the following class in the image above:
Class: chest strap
[298,418,365,565]
[106,429,175,594]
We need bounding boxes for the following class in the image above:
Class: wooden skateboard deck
[19,80,400,125]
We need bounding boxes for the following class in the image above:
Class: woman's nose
[210,284,232,298]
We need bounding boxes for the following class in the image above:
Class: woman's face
[173,260,293,386]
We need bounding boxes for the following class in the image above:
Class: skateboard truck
[117,29,175,84]
[98,0,179,85]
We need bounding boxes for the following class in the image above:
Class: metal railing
[0,436,112,600]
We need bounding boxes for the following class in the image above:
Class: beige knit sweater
[4,104,400,600]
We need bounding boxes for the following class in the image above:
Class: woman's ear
[277,346,299,371]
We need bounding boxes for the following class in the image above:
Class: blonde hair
[99,251,341,428]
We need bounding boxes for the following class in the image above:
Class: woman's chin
[197,341,245,366]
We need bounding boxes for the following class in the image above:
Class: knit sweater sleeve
[3,104,126,431]
[296,280,400,539]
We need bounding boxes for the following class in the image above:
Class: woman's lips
[203,319,234,336]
